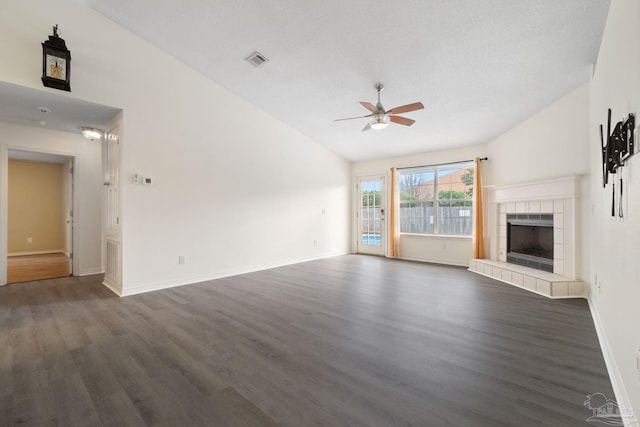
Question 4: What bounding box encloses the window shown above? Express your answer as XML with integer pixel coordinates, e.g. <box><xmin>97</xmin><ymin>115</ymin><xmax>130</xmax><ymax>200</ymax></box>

<box><xmin>399</xmin><ymin>163</ymin><xmax>474</xmax><ymax>236</ymax></box>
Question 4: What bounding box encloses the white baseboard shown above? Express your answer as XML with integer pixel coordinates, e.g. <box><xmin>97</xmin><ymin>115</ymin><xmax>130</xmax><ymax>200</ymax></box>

<box><xmin>587</xmin><ymin>298</ymin><xmax>637</xmax><ymax>426</ymax></box>
<box><xmin>102</xmin><ymin>278</ymin><xmax>122</xmax><ymax>296</ymax></box>
<box><xmin>120</xmin><ymin>252</ymin><xmax>350</xmax><ymax>297</ymax></box>
<box><xmin>398</xmin><ymin>254</ymin><xmax>469</xmax><ymax>268</ymax></box>
<box><xmin>78</xmin><ymin>268</ymin><xmax>103</xmax><ymax>276</ymax></box>
<box><xmin>8</xmin><ymin>249</ymin><xmax>64</xmax><ymax>256</ymax></box>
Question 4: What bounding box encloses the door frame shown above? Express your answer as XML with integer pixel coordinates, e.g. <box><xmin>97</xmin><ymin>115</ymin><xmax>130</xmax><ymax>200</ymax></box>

<box><xmin>101</xmin><ymin>114</ymin><xmax>123</xmax><ymax>294</ymax></box>
<box><xmin>356</xmin><ymin>174</ymin><xmax>386</xmax><ymax>256</ymax></box>
<box><xmin>63</xmin><ymin>158</ymin><xmax>75</xmax><ymax>274</ymax></box>
<box><xmin>0</xmin><ymin>145</ymin><xmax>79</xmax><ymax>285</ymax></box>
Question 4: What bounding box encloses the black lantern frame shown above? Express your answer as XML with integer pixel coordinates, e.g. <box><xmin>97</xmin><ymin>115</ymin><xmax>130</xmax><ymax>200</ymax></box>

<box><xmin>41</xmin><ymin>25</ymin><xmax>71</xmax><ymax>92</ymax></box>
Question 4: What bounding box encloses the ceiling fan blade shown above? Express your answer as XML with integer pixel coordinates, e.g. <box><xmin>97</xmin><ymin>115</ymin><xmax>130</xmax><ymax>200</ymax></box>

<box><xmin>389</xmin><ymin>115</ymin><xmax>416</xmax><ymax>126</ymax></box>
<box><xmin>360</xmin><ymin>102</ymin><xmax>378</xmax><ymax>113</ymax></box>
<box><xmin>362</xmin><ymin>123</ymin><xmax>371</xmax><ymax>132</ymax></box>
<box><xmin>386</xmin><ymin>102</ymin><xmax>424</xmax><ymax>115</ymax></box>
<box><xmin>334</xmin><ymin>114</ymin><xmax>373</xmax><ymax>122</ymax></box>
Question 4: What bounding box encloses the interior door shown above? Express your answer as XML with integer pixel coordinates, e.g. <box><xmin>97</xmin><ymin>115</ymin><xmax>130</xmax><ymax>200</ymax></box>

<box><xmin>357</xmin><ymin>175</ymin><xmax>385</xmax><ymax>256</ymax></box>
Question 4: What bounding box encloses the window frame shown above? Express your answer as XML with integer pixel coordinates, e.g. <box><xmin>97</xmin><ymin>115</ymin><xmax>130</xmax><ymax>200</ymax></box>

<box><xmin>398</xmin><ymin>162</ymin><xmax>474</xmax><ymax>237</ymax></box>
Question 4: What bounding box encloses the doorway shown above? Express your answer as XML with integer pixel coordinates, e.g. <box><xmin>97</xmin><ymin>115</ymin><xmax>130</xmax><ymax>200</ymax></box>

<box><xmin>357</xmin><ymin>175</ymin><xmax>386</xmax><ymax>256</ymax></box>
<box><xmin>0</xmin><ymin>81</ymin><xmax>122</xmax><ymax>289</ymax></box>
<box><xmin>6</xmin><ymin>151</ymin><xmax>74</xmax><ymax>283</ymax></box>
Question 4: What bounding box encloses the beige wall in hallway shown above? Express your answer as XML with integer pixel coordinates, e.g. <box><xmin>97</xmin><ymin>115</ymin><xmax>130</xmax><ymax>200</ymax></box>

<box><xmin>8</xmin><ymin>160</ymin><xmax>64</xmax><ymax>254</ymax></box>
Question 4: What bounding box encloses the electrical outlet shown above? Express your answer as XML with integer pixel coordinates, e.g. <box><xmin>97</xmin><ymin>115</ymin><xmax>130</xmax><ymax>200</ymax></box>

<box><xmin>636</xmin><ymin>349</ymin><xmax>640</xmax><ymax>381</ymax></box>
<box><xmin>178</xmin><ymin>255</ymin><xmax>185</xmax><ymax>264</ymax></box>
<box><xmin>313</xmin><ymin>240</ymin><xmax>318</xmax><ymax>247</ymax></box>
<box><xmin>27</xmin><ymin>237</ymin><xmax>32</xmax><ymax>244</ymax></box>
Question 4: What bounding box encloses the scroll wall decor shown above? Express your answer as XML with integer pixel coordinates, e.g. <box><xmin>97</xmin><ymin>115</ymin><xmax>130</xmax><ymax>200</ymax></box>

<box><xmin>600</xmin><ymin>109</ymin><xmax>635</xmax><ymax>218</ymax></box>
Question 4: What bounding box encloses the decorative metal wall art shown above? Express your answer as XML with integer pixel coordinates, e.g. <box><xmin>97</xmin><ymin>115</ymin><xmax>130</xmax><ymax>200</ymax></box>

<box><xmin>600</xmin><ymin>109</ymin><xmax>636</xmax><ymax>218</ymax></box>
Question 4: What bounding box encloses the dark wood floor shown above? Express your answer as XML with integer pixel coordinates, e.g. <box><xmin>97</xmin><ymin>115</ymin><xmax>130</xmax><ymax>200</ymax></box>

<box><xmin>0</xmin><ymin>255</ymin><xmax>613</xmax><ymax>426</ymax></box>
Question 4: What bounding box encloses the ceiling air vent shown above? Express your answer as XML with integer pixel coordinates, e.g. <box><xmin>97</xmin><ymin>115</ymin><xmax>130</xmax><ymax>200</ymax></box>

<box><xmin>245</xmin><ymin>51</ymin><xmax>268</xmax><ymax>67</ymax></box>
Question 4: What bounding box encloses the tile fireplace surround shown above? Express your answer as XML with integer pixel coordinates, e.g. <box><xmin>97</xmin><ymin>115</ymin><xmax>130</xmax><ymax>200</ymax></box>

<box><xmin>469</xmin><ymin>175</ymin><xmax>584</xmax><ymax>298</ymax></box>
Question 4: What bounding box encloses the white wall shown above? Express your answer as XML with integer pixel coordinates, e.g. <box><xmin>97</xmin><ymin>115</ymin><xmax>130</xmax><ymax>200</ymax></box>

<box><xmin>589</xmin><ymin>0</ymin><xmax>640</xmax><ymax>415</ymax></box>
<box><xmin>352</xmin><ymin>144</ymin><xmax>487</xmax><ymax>266</ymax></box>
<box><xmin>486</xmin><ymin>83</ymin><xmax>592</xmax><ymax>288</ymax></box>
<box><xmin>0</xmin><ymin>0</ymin><xmax>351</xmax><ymax>294</ymax></box>
<box><xmin>487</xmin><ymin>83</ymin><xmax>591</xmax><ymax>185</ymax></box>
<box><xmin>0</xmin><ymin>122</ymin><xmax>103</xmax><ymax>275</ymax></box>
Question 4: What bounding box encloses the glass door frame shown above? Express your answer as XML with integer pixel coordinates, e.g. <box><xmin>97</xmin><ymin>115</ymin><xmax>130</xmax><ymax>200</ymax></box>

<box><xmin>357</xmin><ymin>175</ymin><xmax>386</xmax><ymax>256</ymax></box>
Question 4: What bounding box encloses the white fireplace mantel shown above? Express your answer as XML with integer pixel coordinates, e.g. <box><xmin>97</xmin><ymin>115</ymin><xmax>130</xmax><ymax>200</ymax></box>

<box><xmin>485</xmin><ymin>175</ymin><xmax>580</xmax><ymax>204</ymax></box>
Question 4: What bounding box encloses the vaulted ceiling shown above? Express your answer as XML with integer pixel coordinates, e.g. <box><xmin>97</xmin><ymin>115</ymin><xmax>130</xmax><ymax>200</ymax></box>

<box><xmin>81</xmin><ymin>1</ymin><xmax>610</xmax><ymax>161</ymax></box>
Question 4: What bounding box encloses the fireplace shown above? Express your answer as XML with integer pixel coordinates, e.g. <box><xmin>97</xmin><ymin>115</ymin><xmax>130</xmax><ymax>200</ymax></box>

<box><xmin>506</xmin><ymin>214</ymin><xmax>554</xmax><ymax>272</ymax></box>
<box><xmin>469</xmin><ymin>176</ymin><xmax>582</xmax><ymax>298</ymax></box>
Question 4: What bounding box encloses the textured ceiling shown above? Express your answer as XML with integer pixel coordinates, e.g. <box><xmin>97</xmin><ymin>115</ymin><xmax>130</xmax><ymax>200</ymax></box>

<box><xmin>81</xmin><ymin>0</ymin><xmax>610</xmax><ymax>161</ymax></box>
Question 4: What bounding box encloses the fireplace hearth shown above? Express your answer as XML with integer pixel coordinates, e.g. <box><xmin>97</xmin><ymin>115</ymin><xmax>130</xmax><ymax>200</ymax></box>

<box><xmin>507</xmin><ymin>214</ymin><xmax>554</xmax><ymax>272</ymax></box>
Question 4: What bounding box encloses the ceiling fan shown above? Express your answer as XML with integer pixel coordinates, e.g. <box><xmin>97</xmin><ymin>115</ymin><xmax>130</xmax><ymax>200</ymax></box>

<box><xmin>334</xmin><ymin>83</ymin><xmax>424</xmax><ymax>131</ymax></box>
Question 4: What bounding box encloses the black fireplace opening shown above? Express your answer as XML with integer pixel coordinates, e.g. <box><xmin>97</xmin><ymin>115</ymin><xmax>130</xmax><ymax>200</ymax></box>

<box><xmin>506</xmin><ymin>214</ymin><xmax>554</xmax><ymax>272</ymax></box>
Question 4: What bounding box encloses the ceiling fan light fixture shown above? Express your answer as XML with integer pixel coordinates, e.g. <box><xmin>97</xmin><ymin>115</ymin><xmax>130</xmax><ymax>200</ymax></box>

<box><xmin>81</xmin><ymin>127</ymin><xmax>103</xmax><ymax>141</ymax></box>
<box><xmin>370</xmin><ymin>114</ymin><xmax>389</xmax><ymax>130</ymax></box>
<box><xmin>334</xmin><ymin>83</ymin><xmax>423</xmax><ymax>132</ymax></box>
